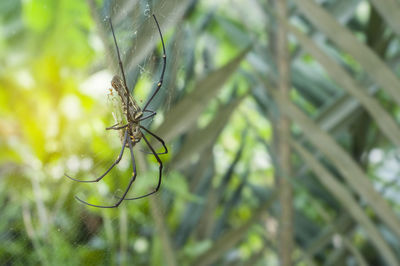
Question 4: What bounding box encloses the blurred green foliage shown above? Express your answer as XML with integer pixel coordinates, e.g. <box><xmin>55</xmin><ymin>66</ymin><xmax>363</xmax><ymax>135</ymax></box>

<box><xmin>1</xmin><ymin>0</ymin><xmax>400</xmax><ymax>265</ymax></box>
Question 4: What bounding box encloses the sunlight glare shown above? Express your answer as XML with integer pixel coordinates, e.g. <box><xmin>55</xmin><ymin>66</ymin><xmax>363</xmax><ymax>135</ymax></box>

<box><xmin>60</xmin><ymin>94</ymin><xmax>82</xmax><ymax>120</ymax></box>
<box><xmin>80</xmin><ymin>70</ymin><xmax>113</xmax><ymax>101</ymax></box>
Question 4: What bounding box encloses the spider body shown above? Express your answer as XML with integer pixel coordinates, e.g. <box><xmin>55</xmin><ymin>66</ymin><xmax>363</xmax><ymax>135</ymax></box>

<box><xmin>65</xmin><ymin>14</ymin><xmax>168</xmax><ymax>208</ymax></box>
<box><xmin>111</xmin><ymin>75</ymin><xmax>143</xmax><ymax>144</ymax></box>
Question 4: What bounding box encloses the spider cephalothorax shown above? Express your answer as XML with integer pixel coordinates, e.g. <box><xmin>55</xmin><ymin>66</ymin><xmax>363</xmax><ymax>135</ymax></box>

<box><xmin>65</xmin><ymin>14</ymin><xmax>168</xmax><ymax>208</ymax></box>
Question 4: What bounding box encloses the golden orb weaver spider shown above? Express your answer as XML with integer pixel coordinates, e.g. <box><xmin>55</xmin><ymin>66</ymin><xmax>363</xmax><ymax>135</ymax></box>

<box><xmin>65</xmin><ymin>14</ymin><xmax>167</xmax><ymax>208</ymax></box>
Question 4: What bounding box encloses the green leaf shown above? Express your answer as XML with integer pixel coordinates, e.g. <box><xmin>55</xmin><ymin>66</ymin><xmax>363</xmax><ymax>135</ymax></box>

<box><xmin>296</xmin><ymin>0</ymin><xmax>400</xmax><ymax>106</ymax></box>
<box><xmin>291</xmin><ymin>139</ymin><xmax>398</xmax><ymax>266</ymax></box>
<box><xmin>171</xmin><ymin>95</ymin><xmax>245</xmax><ymax>169</ymax></box>
<box><xmin>155</xmin><ymin>47</ymin><xmax>251</xmax><ymax>142</ymax></box>
<box><xmin>285</xmin><ymin>20</ymin><xmax>400</xmax><ymax>147</ymax></box>
<box><xmin>270</xmin><ymin>89</ymin><xmax>400</xmax><ymax>240</ymax></box>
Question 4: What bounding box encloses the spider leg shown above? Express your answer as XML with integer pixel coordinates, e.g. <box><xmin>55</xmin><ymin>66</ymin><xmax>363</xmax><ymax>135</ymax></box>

<box><xmin>65</xmin><ymin>130</ymin><xmax>128</xmax><ymax>183</ymax></box>
<box><xmin>74</xmin><ymin>134</ymin><xmax>138</xmax><ymax>208</ymax></box>
<box><xmin>139</xmin><ymin>110</ymin><xmax>157</xmax><ymax>121</ymax></box>
<box><xmin>109</xmin><ymin>18</ymin><xmax>129</xmax><ymax>97</ymax></box>
<box><xmin>143</xmin><ymin>110</ymin><xmax>156</xmax><ymax>114</ymax></box>
<box><xmin>139</xmin><ymin>126</ymin><xmax>168</xmax><ymax>155</ymax></box>
<box><xmin>106</xmin><ymin>124</ymin><xmax>128</xmax><ymax>130</ymax></box>
<box><xmin>123</xmin><ymin>134</ymin><xmax>162</xmax><ymax>200</ymax></box>
<box><xmin>106</xmin><ymin>122</ymin><xmax>120</xmax><ymax>129</ymax></box>
<box><xmin>109</xmin><ymin>17</ymin><xmax>132</xmax><ymax>130</ymax></box>
<box><xmin>142</xmin><ymin>15</ymin><xmax>166</xmax><ymax>112</ymax></box>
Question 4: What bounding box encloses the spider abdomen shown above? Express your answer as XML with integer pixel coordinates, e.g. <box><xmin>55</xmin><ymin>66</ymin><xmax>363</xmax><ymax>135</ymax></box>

<box><xmin>111</xmin><ymin>75</ymin><xmax>142</xmax><ymax>122</ymax></box>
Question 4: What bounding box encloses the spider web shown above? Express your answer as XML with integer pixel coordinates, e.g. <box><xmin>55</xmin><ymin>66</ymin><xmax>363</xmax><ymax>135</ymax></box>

<box><xmin>77</xmin><ymin>1</ymin><xmax>172</xmax><ymax>184</ymax></box>
<box><xmin>63</xmin><ymin>1</ymin><xmax>182</xmax><ymax>261</ymax></box>
<box><xmin>0</xmin><ymin>0</ymin><xmax>186</xmax><ymax>264</ymax></box>
<box><xmin>105</xmin><ymin>3</ymin><xmax>173</xmax><ymax>127</ymax></box>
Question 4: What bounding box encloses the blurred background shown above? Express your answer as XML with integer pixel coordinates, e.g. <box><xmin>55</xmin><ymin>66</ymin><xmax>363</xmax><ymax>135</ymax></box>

<box><xmin>1</xmin><ymin>0</ymin><xmax>400</xmax><ymax>265</ymax></box>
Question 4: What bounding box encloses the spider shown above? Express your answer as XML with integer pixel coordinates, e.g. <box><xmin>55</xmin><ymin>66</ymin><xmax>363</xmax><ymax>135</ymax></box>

<box><xmin>65</xmin><ymin>14</ymin><xmax>168</xmax><ymax>208</ymax></box>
